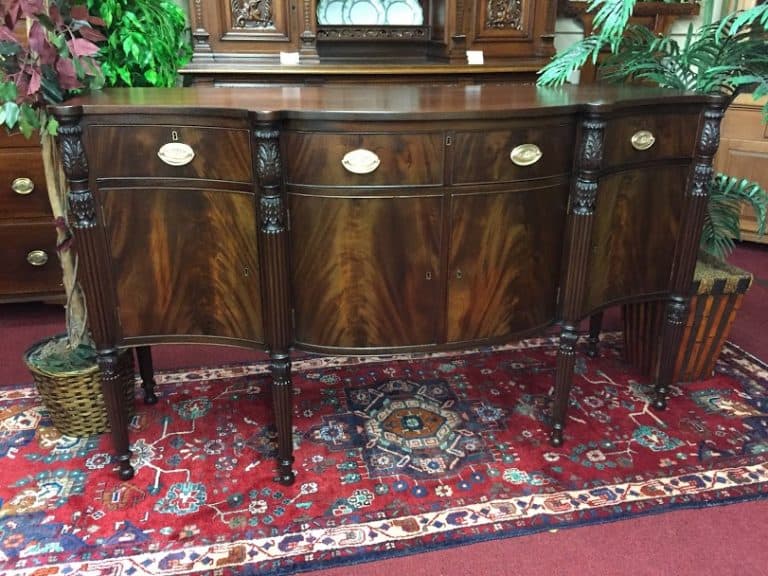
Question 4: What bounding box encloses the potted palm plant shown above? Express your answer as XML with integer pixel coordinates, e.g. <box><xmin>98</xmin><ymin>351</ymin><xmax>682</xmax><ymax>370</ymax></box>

<box><xmin>539</xmin><ymin>0</ymin><xmax>768</xmax><ymax>381</ymax></box>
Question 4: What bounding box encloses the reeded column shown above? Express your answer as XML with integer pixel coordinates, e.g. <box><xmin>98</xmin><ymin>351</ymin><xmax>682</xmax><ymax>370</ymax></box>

<box><xmin>57</xmin><ymin>112</ymin><xmax>134</xmax><ymax>480</ymax></box>
<box><xmin>551</xmin><ymin>113</ymin><xmax>606</xmax><ymax>446</ymax></box>
<box><xmin>654</xmin><ymin>103</ymin><xmax>726</xmax><ymax>409</ymax></box>
<box><xmin>253</xmin><ymin>124</ymin><xmax>296</xmax><ymax>486</ymax></box>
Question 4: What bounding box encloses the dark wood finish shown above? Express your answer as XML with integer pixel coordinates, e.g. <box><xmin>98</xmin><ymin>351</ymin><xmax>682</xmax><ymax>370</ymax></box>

<box><xmin>284</xmin><ymin>131</ymin><xmax>444</xmax><ymax>187</ymax></box>
<box><xmin>0</xmin><ymin>221</ymin><xmax>61</xmax><ymax>299</ymax></box>
<box><xmin>183</xmin><ymin>0</ymin><xmax>557</xmax><ymax>84</ymax></box>
<box><xmin>289</xmin><ymin>194</ymin><xmax>443</xmax><ymax>349</ymax></box>
<box><xmin>451</xmin><ymin>121</ymin><xmax>575</xmax><ymax>184</ymax></box>
<box><xmin>583</xmin><ymin>165</ymin><xmax>689</xmax><ymax>312</ymax></box>
<box><xmin>100</xmin><ymin>187</ymin><xmax>264</xmax><ymax>344</ymax></box>
<box><xmin>87</xmin><ymin>125</ymin><xmax>253</xmax><ymax>182</ymax></box>
<box><xmin>53</xmin><ymin>83</ymin><xmax>725</xmax><ymax>481</ymax></box>
<box><xmin>135</xmin><ymin>346</ymin><xmax>159</xmax><ymax>404</ymax></box>
<box><xmin>0</xmin><ymin>131</ymin><xmax>62</xmax><ymax>302</ymax></box>
<box><xmin>446</xmin><ymin>183</ymin><xmax>569</xmax><ymax>342</ymax></box>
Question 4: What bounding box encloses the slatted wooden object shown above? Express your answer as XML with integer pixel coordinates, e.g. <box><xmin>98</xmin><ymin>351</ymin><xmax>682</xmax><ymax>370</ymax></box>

<box><xmin>624</xmin><ymin>253</ymin><xmax>753</xmax><ymax>383</ymax></box>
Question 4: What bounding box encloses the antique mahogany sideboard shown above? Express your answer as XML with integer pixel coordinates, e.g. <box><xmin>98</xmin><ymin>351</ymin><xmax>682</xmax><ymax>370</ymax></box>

<box><xmin>53</xmin><ymin>84</ymin><xmax>724</xmax><ymax>483</ymax></box>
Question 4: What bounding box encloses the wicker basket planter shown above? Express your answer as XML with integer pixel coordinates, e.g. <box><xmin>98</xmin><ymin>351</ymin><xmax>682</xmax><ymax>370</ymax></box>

<box><xmin>24</xmin><ymin>335</ymin><xmax>136</xmax><ymax>436</ymax></box>
<box><xmin>623</xmin><ymin>252</ymin><xmax>753</xmax><ymax>383</ymax></box>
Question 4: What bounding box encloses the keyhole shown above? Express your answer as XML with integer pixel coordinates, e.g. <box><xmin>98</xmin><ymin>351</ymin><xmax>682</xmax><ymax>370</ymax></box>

<box><xmin>455</xmin><ymin>269</ymin><xmax>463</xmax><ymax>280</ymax></box>
<box><xmin>243</xmin><ymin>266</ymin><xmax>250</xmax><ymax>277</ymax></box>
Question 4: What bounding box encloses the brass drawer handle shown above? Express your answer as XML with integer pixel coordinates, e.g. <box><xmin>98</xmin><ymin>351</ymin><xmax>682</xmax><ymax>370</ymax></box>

<box><xmin>341</xmin><ymin>148</ymin><xmax>381</xmax><ymax>175</ymax></box>
<box><xmin>12</xmin><ymin>177</ymin><xmax>35</xmax><ymax>195</ymax></box>
<box><xmin>26</xmin><ymin>250</ymin><xmax>49</xmax><ymax>266</ymax></box>
<box><xmin>157</xmin><ymin>142</ymin><xmax>196</xmax><ymax>166</ymax></box>
<box><xmin>631</xmin><ymin>130</ymin><xmax>656</xmax><ymax>151</ymax></box>
<box><xmin>510</xmin><ymin>144</ymin><xmax>543</xmax><ymax>167</ymax></box>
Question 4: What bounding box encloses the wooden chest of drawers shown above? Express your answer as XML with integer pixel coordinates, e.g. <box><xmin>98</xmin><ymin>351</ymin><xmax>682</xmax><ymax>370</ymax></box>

<box><xmin>53</xmin><ymin>84</ymin><xmax>725</xmax><ymax>482</ymax></box>
<box><xmin>0</xmin><ymin>132</ymin><xmax>61</xmax><ymax>302</ymax></box>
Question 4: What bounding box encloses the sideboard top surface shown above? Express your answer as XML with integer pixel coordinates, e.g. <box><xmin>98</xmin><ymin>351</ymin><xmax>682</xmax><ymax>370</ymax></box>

<box><xmin>56</xmin><ymin>83</ymin><xmax>719</xmax><ymax>121</ymax></box>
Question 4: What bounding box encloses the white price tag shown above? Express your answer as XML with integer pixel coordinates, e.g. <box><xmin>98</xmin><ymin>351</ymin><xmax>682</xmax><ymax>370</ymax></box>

<box><xmin>279</xmin><ymin>52</ymin><xmax>300</xmax><ymax>65</ymax></box>
<box><xmin>467</xmin><ymin>50</ymin><xmax>484</xmax><ymax>65</ymax></box>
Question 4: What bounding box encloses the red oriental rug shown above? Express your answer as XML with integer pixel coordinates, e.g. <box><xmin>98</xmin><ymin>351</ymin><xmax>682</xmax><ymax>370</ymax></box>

<box><xmin>1</xmin><ymin>334</ymin><xmax>767</xmax><ymax>576</ymax></box>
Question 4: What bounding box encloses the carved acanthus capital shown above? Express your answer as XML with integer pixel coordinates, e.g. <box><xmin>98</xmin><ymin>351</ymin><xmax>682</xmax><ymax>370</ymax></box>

<box><xmin>58</xmin><ymin>124</ymin><xmax>88</xmax><ymax>181</ymax></box>
<box><xmin>580</xmin><ymin>119</ymin><xmax>606</xmax><ymax>172</ymax></box>
<box><xmin>253</xmin><ymin>128</ymin><xmax>282</xmax><ymax>188</ymax></box>
<box><xmin>699</xmin><ymin>108</ymin><xmax>724</xmax><ymax>157</ymax></box>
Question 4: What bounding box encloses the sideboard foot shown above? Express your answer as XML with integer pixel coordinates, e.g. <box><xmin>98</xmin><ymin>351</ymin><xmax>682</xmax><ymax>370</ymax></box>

<box><xmin>550</xmin><ymin>427</ymin><xmax>564</xmax><ymax>447</ymax></box>
<box><xmin>117</xmin><ymin>457</ymin><xmax>135</xmax><ymax>480</ymax></box>
<box><xmin>652</xmin><ymin>394</ymin><xmax>668</xmax><ymax>411</ymax></box>
<box><xmin>275</xmin><ymin>463</ymin><xmax>296</xmax><ymax>486</ymax></box>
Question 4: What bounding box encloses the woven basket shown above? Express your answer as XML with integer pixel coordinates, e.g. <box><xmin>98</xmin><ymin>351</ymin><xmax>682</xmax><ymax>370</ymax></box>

<box><xmin>24</xmin><ymin>336</ymin><xmax>136</xmax><ymax>436</ymax></box>
<box><xmin>623</xmin><ymin>252</ymin><xmax>753</xmax><ymax>383</ymax></box>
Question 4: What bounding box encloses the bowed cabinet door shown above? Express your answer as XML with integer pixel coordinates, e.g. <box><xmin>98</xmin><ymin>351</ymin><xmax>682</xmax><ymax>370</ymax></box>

<box><xmin>445</xmin><ymin>184</ymin><xmax>569</xmax><ymax>343</ymax></box>
<box><xmin>289</xmin><ymin>193</ymin><xmax>443</xmax><ymax>350</ymax></box>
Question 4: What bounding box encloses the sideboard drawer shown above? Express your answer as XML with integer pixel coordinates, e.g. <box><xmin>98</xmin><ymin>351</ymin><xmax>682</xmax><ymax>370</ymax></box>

<box><xmin>602</xmin><ymin>111</ymin><xmax>700</xmax><ymax>168</ymax></box>
<box><xmin>0</xmin><ymin>148</ymin><xmax>50</xmax><ymax>219</ymax></box>
<box><xmin>284</xmin><ymin>132</ymin><xmax>444</xmax><ymax>186</ymax></box>
<box><xmin>87</xmin><ymin>125</ymin><xmax>253</xmax><ymax>182</ymax></box>
<box><xmin>0</xmin><ymin>221</ymin><xmax>61</xmax><ymax>297</ymax></box>
<box><xmin>452</xmin><ymin>123</ymin><xmax>575</xmax><ymax>184</ymax></box>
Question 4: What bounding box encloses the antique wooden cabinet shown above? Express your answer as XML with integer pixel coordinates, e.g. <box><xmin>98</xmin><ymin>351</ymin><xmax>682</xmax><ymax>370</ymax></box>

<box><xmin>714</xmin><ymin>94</ymin><xmax>768</xmax><ymax>244</ymax></box>
<box><xmin>183</xmin><ymin>0</ymin><xmax>557</xmax><ymax>84</ymax></box>
<box><xmin>0</xmin><ymin>132</ymin><xmax>61</xmax><ymax>302</ymax></box>
<box><xmin>53</xmin><ymin>84</ymin><xmax>724</xmax><ymax>483</ymax></box>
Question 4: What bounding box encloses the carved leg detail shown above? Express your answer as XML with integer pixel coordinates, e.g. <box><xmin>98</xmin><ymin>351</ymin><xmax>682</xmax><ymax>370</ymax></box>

<box><xmin>551</xmin><ymin>326</ymin><xmax>579</xmax><ymax>447</ymax></box>
<box><xmin>98</xmin><ymin>349</ymin><xmax>134</xmax><ymax>480</ymax></box>
<box><xmin>654</xmin><ymin>296</ymin><xmax>688</xmax><ymax>411</ymax></box>
<box><xmin>270</xmin><ymin>352</ymin><xmax>296</xmax><ymax>486</ymax></box>
<box><xmin>587</xmin><ymin>311</ymin><xmax>604</xmax><ymax>358</ymax></box>
<box><xmin>135</xmin><ymin>346</ymin><xmax>158</xmax><ymax>405</ymax></box>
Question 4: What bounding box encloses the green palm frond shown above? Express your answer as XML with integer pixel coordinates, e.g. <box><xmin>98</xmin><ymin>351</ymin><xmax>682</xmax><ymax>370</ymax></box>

<box><xmin>536</xmin><ymin>36</ymin><xmax>607</xmax><ymax>87</ymax></box>
<box><xmin>701</xmin><ymin>174</ymin><xmax>768</xmax><ymax>259</ymax></box>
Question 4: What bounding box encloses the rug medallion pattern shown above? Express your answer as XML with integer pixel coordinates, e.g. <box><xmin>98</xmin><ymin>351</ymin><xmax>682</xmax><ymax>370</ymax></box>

<box><xmin>0</xmin><ymin>335</ymin><xmax>766</xmax><ymax>575</ymax></box>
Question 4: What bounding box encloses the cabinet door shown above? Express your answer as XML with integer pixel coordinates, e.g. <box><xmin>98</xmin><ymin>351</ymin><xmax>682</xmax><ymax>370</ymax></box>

<box><xmin>446</xmin><ymin>184</ymin><xmax>568</xmax><ymax>343</ymax></box>
<box><xmin>583</xmin><ymin>165</ymin><xmax>689</xmax><ymax>313</ymax></box>
<box><xmin>100</xmin><ymin>187</ymin><xmax>264</xmax><ymax>344</ymax></box>
<box><xmin>716</xmin><ymin>138</ymin><xmax>768</xmax><ymax>243</ymax></box>
<box><xmin>289</xmin><ymin>194</ymin><xmax>442</xmax><ymax>349</ymax></box>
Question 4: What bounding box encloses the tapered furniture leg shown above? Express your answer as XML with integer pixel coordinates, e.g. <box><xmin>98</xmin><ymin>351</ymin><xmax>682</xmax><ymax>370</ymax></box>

<box><xmin>98</xmin><ymin>349</ymin><xmax>134</xmax><ymax>480</ymax></box>
<box><xmin>587</xmin><ymin>311</ymin><xmax>604</xmax><ymax>358</ymax></box>
<box><xmin>654</xmin><ymin>296</ymin><xmax>688</xmax><ymax>410</ymax></box>
<box><xmin>551</xmin><ymin>326</ymin><xmax>579</xmax><ymax>446</ymax></box>
<box><xmin>270</xmin><ymin>352</ymin><xmax>295</xmax><ymax>485</ymax></box>
<box><xmin>135</xmin><ymin>346</ymin><xmax>158</xmax><ymax>405</ymax></box>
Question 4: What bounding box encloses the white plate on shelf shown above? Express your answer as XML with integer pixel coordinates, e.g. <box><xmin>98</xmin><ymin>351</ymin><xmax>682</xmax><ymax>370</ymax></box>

<box><xmin>384</xmin><ymin>0</ymin><xmax>423</xmax><ymax>25</ymax></box>
<box><xmin>342</xmin><ymin>0</ymin><xmax>386</xmax><ymax>25</ymax></box>
<box><xmin>317</xmin><ymin>0</ymin><xmax>345</xmax><ymax>25</ymax></box>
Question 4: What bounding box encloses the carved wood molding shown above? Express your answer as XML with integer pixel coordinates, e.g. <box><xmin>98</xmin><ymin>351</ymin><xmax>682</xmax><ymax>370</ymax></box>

<box><xmin>317</xmin><ymin>26</ymin><xmax>429</xmax><ymax>41</ymax></box>
<box><xmin>486</xmin><ymin>0</ymin><xmax>523</xmax><ymax>30</ymax></box>
<box><xmin>232</xmin><ymin>0</ymin><xmax>275</xmax><ymax>29</ymax></box>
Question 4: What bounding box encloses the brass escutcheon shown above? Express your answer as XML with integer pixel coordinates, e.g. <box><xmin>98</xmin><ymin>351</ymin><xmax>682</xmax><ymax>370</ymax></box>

<box><xmin>12</xmin><ymin>177</ymin><xmax>34</xmax><ymax>195</ymax></box>
<box><xmin>631</xmin><ymin>130</ymin><xmax>656</xmax><ymax>151</ymax></box>
<box><xmin>26</xmin><ymin>250</ymin><xmax>48</xmax><ymax>266</ymax></box>
<box><xmin>510</xmin><ymin>143</ymin><xmax>543</xmax><ymax>166</ymax></box>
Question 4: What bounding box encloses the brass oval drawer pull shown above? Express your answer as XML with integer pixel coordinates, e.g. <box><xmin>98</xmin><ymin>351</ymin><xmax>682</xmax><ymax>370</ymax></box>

<box><xmin>510</xmin><ymin>143</ymin><xmax>543</xmax><ymax>167</ymax></box>
<box><xmin>341</xmin><ymin>148</ymin><xmax>381</xmax><ymax>175</ymax></box>
<box><xmin>157</xmin><ymin>142</ymin><xmax>196</xmax><ymax>166</ymax></box>
<box><xmin>12</xmin><ymin>177</ymin><xmax>35</xmax><ymax>195</ymax></box>
<box><xmin>631</xmin><ymin>130</ymin><xmax>656</xmax><ymax>151</ymax></box>
<box><xmin>26</xmin><ymin>250</ymin><xmax>49</xmax><ymax>266</ymax></box>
